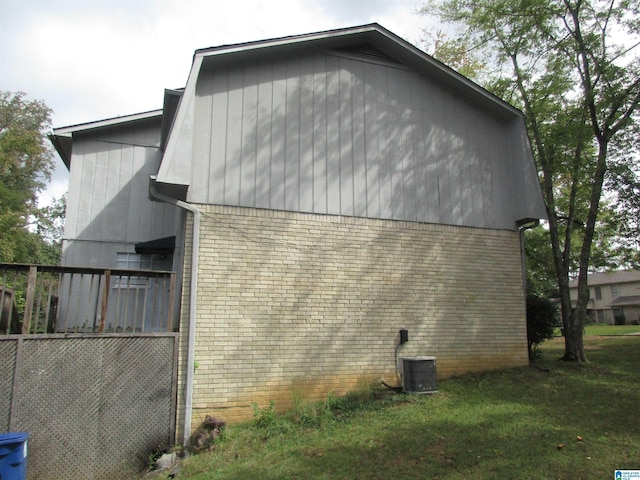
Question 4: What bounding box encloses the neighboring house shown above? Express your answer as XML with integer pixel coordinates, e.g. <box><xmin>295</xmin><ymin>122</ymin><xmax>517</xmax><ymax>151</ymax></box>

<box><xmin>569</xmin><ymin>271</ymin><xmax>640</xmax><ymax>324</ymax></box>
<box><xmin>50</xmin><ymin>24</ymin><xmax>546</xmax><ymax>443</ymax></box>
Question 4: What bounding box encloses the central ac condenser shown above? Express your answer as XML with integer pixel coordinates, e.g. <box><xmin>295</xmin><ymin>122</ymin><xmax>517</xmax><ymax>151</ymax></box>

<box><xmin>401</xmin><ymin>356</ymin><xmax>438</xmax><ymax>394</ymax></box>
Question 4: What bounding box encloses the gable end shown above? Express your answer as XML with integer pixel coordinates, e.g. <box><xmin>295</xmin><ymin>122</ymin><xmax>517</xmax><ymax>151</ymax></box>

<box><xmin>329</xmin><ymin>44</ymin><xmax>402</xmax><ymax>66</ymax></box>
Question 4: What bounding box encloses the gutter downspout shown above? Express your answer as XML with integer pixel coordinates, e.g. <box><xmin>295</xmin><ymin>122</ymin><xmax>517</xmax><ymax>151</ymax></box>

<box><xmin>149</xmin><ymin>176</ymin><xmax>200</xmax><ymax>446</ymax></box>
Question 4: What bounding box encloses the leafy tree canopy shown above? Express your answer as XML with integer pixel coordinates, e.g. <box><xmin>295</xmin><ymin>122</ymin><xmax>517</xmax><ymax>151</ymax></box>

<box><xmin>0</xmin><ymin>91</ymin><xmax>62</xmax><ymax>264</ymax></box>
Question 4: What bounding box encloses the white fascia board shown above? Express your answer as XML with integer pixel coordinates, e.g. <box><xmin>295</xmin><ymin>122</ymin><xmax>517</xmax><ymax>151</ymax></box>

<box><xmin>53</xmin><ymin>109</ymin><xmax>163</xmax><ymax>136</ymax></box>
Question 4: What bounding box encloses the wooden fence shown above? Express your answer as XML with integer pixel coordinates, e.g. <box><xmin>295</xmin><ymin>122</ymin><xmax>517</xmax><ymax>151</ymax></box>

<box><xmin>0</xmin><ymin>263</ymin><xmax>177</xmax><ymax>334</ymax></box>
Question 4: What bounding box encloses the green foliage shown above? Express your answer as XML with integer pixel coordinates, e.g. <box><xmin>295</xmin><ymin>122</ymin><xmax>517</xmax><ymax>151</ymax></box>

<box><xmin>0</xmin><ymin>91</ymin><xmax>62</xmax><ymax>264</ymax></box>
<box><xmin>248</xmin><ymin>385</ymin><xmax>408</xmax><ymax>440</ymax></box>
<box><xmin>421</xmin><ymin>30</ymin><xmax>486</xmax><ymax>79</ymax></box>
<box><xmin>524</xmin><ymin>226</ymin><xmax>557</xmax><ymax>296</ymax></box>
<box><xmin>526</xmin><ymin>294</ymin><xmax>559</xmax><ymax>359</ymax></box>
<box><xmin>251</xmin><ymin>401</ymin><xmax>286</xmax><ymax>439</ymax></box>
<box><xmin>251</xmin><ymin>401</ymin><xmax>277</xmax><ymax>428</ymax></box>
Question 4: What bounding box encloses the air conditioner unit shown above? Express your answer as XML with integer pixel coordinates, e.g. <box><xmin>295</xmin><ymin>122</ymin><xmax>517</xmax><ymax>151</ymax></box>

<box><xmin>401</xmin><ymin>356</ymin><xmax>438</xmax><ymax>394</ymax></box>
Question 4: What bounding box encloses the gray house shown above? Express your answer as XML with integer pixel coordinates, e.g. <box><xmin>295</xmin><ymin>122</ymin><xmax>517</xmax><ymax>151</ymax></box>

<box><xmin>51</xmin><ymin>24</ymin><xmax>546</xmax><ymax>443</ymax></box>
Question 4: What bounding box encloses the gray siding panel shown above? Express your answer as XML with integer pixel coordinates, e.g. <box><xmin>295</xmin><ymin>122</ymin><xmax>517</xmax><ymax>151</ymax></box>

<box><xmin>226</xmin><ymin>68</ymin><xmax>244</xmax><ymax>206</ymax></box>
<box><xmin>63</xmin><ymin>118</ymin><xmax>181</xmax><ymax>268</ymax></box>
<box><xmin>285</xmin><ymin>58</ymin><xmax>301</xmax><ymax>212</ymax></box>
<box><xmin>299</xmin><ymin>56</ymin><xmax>315</xmax><ymax>213</ymax></box>
<box><xmin>210</xmin><ymin>69</ymin><xmax>229</xmax><ymax>205</ymax></box>
<box><xmin>326</xmin><ymin>55</ymin><xmax>341</xmax><ymax>215</ymax></box>
<box><xmin>193</xmin><ymin>66</ymin><xmax>214</xmax><ymax>204</ymax></box>
<box><xmin>271</xmin><ymin>62</ymin><xmax>287</xmax><ymax>211</ymax></box>
<box><xmin>241</xmin><ymin>64</ymin><xmax>258</xmax><ymax>208</ymax></box>
<box><xmin>187</xmin><ymin>51</ymin><xmax>533</xmax><ymax>229</ymax></box>
<box><xmin>312</xmin><ymin>55</ymin><xmax>328</xmax><ymax>214</ymax></box>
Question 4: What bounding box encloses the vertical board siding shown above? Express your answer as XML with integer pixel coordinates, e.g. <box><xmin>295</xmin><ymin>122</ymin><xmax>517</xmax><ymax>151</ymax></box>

<box><xmin>191</xmin><ymin>51</ymin><xmax>519</xmax><ymax>229</ymax></box>
<box><xmin>256</xmin><ymin>64</ymin><xmax>274</xmax><ymax>209</ymax></box>
<box><xmin>241</xmin><ymin>64</ymin><xmax>259</xmax><ymax>208</ymax></box>
<box><xmin>63</xmin><ymin>119</ymin><xmax>180</xmax><ymax>267</ymax></box>
<box><xmin>312</xmin><ymin>55</ymin><xmax>328</xmax><ymax>214</ymax></box>
<box><xmin>285</xmin><ymin>58</ymin><xmax>301</xmax><ymax>212</ymax></box>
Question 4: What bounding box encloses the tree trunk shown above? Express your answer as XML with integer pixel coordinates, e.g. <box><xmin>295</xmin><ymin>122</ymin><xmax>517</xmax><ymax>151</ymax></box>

<box><xmin>562</xmin><ymin>304</ymin><xmax>587</xmax><ymax>362</ymax></box>
<box><xmin>555</xmin><ymin>266</ymin><xmax>585</xmax><ymax>361</ymax></box>
<box><xmin>562</xmin><ymin>141</ymin><xmax>608</xmax><ymax>362</ymax></box>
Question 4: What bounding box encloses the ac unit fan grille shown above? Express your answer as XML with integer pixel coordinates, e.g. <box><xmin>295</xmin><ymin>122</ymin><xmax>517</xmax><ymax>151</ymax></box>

<box><xmin>402</xmin><ymin>356</ymin><xmax>438</xmax><ymax>394</ymax></box>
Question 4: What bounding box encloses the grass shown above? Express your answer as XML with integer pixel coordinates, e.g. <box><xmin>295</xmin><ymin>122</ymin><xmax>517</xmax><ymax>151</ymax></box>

<box><xmin>157</xmin><ymin>337</ymin><xmax>640</xmax><ymax>480</ymax></box>
<box><xmin>584</xmin><ymin>324</ymin><xmax>640</xmax><ymax>336</ymax></box>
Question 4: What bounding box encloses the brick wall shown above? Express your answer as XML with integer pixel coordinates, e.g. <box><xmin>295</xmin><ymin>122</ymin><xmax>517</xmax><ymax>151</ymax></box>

<box><xmin>177</xmin><ymin>205</ymin><xmax>528</xmax><ymax>430</ymax></box>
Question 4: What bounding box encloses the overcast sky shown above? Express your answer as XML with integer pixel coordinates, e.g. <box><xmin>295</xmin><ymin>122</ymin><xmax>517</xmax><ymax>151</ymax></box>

<box><xmin>0</xmin><ymin>0</ymin><xmax>437</xmax><ymax>206</ymax></box>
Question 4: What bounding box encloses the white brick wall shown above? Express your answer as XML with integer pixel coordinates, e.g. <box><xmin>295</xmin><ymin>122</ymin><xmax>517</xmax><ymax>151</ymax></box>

<box><xmin>176</xmin><ymin>205</ymin><xmax>528</xmax><ymax>432</ymax></box>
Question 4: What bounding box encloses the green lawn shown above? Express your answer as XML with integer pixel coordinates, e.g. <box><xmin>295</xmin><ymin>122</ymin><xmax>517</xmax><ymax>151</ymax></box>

<box><xmin>158</xmin><ymin>337</ymin><xmax>640</xmax><ymax>480</ymax></box>
<box><xmin>584</xmin><ymin>324</ymin><xmax>640</xmax><ymax>336</ymax></box>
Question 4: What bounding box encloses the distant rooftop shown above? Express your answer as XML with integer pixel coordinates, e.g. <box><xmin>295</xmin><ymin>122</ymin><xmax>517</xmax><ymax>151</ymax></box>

<box><xmin>569</xmin><ymin>270</ymin><xmax>640</xmax><ymax>288</ymax></box>
<box><xmin>608</xmin><ymin>295</ymin><xmax>640</xmax><ymax>307</ymax></box>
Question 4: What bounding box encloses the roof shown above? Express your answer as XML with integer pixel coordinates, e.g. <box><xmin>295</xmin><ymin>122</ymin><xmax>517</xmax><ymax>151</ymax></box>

<box><xmin>50</xmin><ymin>110</ymin><xmax>163</xmax><ymax>169</ymax></box>
<box><xmin>569</xmin><ymin>270</ymin><xmax>640</xmax><ymax>288</ymax></box>
<box><xmin>608</xmin><ymin>295</ymin><xmax>640</xmax><ymax>307</ymax></box>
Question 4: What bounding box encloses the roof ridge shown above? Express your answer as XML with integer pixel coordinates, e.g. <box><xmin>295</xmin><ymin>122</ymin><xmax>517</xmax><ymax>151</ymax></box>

<box><xmin>194</xmin><ymin>23</ymin><xmax>383</xmax><ymax>56</ymax></box>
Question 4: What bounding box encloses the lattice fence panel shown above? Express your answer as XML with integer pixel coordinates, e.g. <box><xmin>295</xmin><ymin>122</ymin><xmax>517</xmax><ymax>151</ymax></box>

<box><xmin>0</xmin><ymin>340</ymin><xmax>17</xmax><ymax>431</ymax></box>
<box><xmin>2</xmin><ymin>334</ymin><xmax>177</xmax><ymax>480</ymax></box>
<box><xmin>96</xmin><ymin>337</ymin><xmax>177</xmax><ymax>473</ymax></box>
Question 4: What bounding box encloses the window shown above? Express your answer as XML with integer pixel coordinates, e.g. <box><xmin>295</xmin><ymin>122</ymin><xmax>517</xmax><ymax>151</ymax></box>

<box><xmin>611</xmin><ymin>284</ymin><xmax>619</xmax><ymax>299</ymax></box>
<box><xmin>117</xmin><ymin>252</ymin><xmax>151</xmax><ymax>270</ymax></box>
<box><xmin>115</xmin><ymin>253</ymin><xmax>173</xmax><ymax>287</ymax></box>
<box><xmin>596</xmin><ymin>310</ymin><xmax>605</xmax><ymax>323</ymax></box>
<box><xmin>594</xmin><ymin>286</ymin><xmax>602</xmax><ymax>300</ymax></box>
<box><xmin>116</xmin><ymin>252</ymin><xmax>173</xmax><ymax>271</ymax></box>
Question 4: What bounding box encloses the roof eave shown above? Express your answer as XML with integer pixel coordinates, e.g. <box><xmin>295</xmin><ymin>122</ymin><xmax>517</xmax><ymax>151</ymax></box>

<box><xmin>48</xmin><ymin>133</ymin><xmax>73</xmax><ymax>170</ymax></box>
<box><xmin>50</xmin><ymin>109</ymin><xmax>163</xmax><ymax>169</ymax></box>
<box><xmin>53</xmin><ymin>109</ymin><xmax>163</xmax><ymax>136</ymax></box>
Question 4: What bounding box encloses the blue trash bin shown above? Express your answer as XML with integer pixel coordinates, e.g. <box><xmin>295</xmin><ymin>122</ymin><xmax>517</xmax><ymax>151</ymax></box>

<box><xmin>0</xmin><ymin>432</ymin><xmax>29</xmax><ymax>480</ymax></box>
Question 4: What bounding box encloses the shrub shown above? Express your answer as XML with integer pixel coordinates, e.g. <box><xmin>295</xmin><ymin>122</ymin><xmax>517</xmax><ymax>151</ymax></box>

<box><xmin>526</xmin><ymin>294</ymin><xmax>558</xmax><ymax>360</ymax></box>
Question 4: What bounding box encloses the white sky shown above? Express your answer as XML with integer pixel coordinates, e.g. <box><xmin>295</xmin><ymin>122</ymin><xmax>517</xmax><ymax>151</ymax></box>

<box><xmin>0</xmin><ymin>0</ymin><xmax>436</xmax><ymax>206</ymax></box>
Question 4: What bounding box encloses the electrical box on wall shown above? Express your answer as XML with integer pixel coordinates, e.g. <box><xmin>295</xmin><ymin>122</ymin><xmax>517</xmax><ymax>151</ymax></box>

<box><xmin>399</xmin><ymin>329</ymin><xmax>408</xmax><ymax>344</ymax></box>
<box><xmin>401</xmin><ymin>356</ymin><xmax>438</xmax><ymax>394</ymax></box>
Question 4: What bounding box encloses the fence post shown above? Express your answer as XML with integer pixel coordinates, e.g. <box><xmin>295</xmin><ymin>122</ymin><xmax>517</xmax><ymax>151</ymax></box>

<box><xmin>99</xmin><ymin>270</ymin><xmax>111</xmax><ymax>333</ymax></box>
<box><xmin>22</xmin><ymin>266</ymin><xmax>37</xmax><ymax>334</ymax></box>
<box><xmin>167</xmin><ymin>273</ymin><xmax>176</xmax><ymax>332</ymax></box>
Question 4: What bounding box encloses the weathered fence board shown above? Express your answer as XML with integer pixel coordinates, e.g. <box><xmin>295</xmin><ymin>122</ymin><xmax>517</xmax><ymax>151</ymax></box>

<box><xmin>0</xmin><ymin>264</ymin><xmax>176</xmax><ymax>335</ymax></box>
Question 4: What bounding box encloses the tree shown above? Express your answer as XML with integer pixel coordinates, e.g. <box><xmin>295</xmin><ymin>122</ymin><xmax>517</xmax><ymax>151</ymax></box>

<box><xmin>420</xmin><ymin>0</ymin><xmax>640</xmax><ymax>362</ymax></box>
<box><xmin>33</xmin><ymin>194</ymin><xmax>67</xmax><ymax>265</ymax></box>
<box><xmin>526</xmin><ymin>294</ymin><xmax>559</xmax><ymax>361</ymax></box>
<box><xmin>0</xmin><ymin>91</ymin><xmax>57</xmax><ymax>263</ymax></box>
<box><xmin>524</xmin><ymin>226</ymin><xmax>558</xmax><ymax>298</ymax></box>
